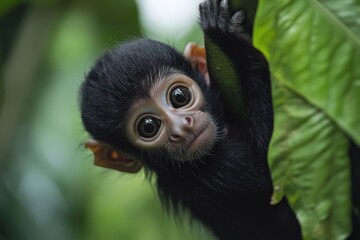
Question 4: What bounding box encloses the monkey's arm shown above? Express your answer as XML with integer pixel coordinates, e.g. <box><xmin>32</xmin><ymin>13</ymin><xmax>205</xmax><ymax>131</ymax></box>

<box><xmin>200</xmin><ymin>0</ymin><xmax>273</xmax><ymax>152</ymax></box>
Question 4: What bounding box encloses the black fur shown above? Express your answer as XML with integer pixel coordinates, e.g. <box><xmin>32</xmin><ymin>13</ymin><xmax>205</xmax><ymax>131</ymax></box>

<box><xmin>80</xmin><ymin>0</ymin><xmax>302</xmax><ymax>239</ymax></box>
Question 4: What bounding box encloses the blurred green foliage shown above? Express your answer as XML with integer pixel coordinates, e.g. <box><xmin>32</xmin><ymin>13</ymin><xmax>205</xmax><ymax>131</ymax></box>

<box><xmin>0</xmin><ymin>1</ymin><xmax>212</xmax><ymax>239</ymax></box>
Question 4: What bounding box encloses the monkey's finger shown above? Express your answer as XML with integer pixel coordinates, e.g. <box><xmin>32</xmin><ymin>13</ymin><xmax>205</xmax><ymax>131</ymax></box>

<box><xmin>199</xmin><ymin>2</ymin><xmax>209</xmax><ymax>30</ymax></box>
<box><xmin>228</xmin><ymin>11</ymin><xmax>246</xmax><ymax>34</ymax></box>
<box><xmin>200</xmin><ymin>1</ymin><xmax>212</xmax><ymax>28</ymax></box>
<box><xmin>210</xmin><ymin>0</ymin><xmax>221</xmax><ymax>19</ymax></box>
<box><xmin>218</xmin><ymin>0</ymin><xmax>229</xmax><ymax>33</ymax></box>
<box><xmin>207</xmin><ymin>0</ymin><xmax>217</xmax><ymax>28</ymax></box>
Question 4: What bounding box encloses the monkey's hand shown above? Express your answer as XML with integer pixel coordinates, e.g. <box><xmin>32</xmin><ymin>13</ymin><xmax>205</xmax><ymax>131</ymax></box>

<box><xmin>199</xmin><ymin>0</ymin><xmax>251</xmax><ymax>43</ymax></box>
<box><xmin>199</xmin><ymin>0</ymin><xmax>273</xmax><ymax>152</ymax></box>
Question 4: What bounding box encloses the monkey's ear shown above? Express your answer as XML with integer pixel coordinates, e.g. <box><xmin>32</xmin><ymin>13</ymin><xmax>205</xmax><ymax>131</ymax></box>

<box><xmin>85</xmin><ymin>139</ymin><xmax>142</xmax><ymax>173</ymax></box>
<box><xmin>184</xmin><ymin>42</ymin><xmax>210</xmax><ymax>86</ymax></box>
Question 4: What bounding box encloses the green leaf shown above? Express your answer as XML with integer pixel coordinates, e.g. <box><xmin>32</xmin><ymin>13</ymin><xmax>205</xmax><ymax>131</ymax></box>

<box><xmin>254</xmin><ymin>0</ymin><xmax>359</xmax><ymax>239</ymax></box>
<box><xmin>269</xmin><ymin>80</ymin><xmax>352</xmax><ymax>239</ymax></box>
<box><xmin>205</xmin><ymin>39</ymin><xmax>246</xmax><ymax>119</ymax></box>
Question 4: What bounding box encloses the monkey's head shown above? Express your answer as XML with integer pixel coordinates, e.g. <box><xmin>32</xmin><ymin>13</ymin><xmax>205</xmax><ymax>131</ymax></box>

<box><xmin>80</xmin><ymin>39</ymin><xmax>223</xmax><ymax>173</ymax></box>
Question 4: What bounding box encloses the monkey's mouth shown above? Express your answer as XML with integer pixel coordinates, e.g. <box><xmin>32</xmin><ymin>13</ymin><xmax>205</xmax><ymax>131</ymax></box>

<box><xmin>184</xmin><ymin>122</ymin><xmax>214</xmax><ymax>155</ymax></box>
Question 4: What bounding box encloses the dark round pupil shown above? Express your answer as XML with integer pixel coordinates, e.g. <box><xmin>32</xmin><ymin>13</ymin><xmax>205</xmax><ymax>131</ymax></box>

<box><xmin>138</xmin><ymin>117</ymin><xmax>160</xmax><ymax>138</ymax></box>
<box><xmin>143</xmin><ymin>119</ymin><xmax>155</xmax><ymax>133</ymax></box>
<box><xmin>171</xmin><ymin>87</ymin><xmax>191</xmax><ymax>108</ymax></box>
<box><xmin>174</xmin><ymin>89</ymin><xmax>186</xmax><ymax>102</ymax></box>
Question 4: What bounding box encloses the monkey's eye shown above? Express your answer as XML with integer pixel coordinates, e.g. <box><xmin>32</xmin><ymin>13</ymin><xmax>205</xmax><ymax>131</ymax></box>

<box><xmin>137</xmin><ymin>116</ymin><xmax>161</xmax><ymax>138</ymax></box>
<box><xmin>170</xmin><ymin>86</ymin><xmax>192</xmax><ymax>108</ymax></box>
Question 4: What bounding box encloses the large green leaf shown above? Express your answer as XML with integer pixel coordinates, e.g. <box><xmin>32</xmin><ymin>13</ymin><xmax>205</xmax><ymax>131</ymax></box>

<box><xmin>269</xmin><ymin>80</ymin><xmax>351</xmax><ymax>239</ymax></box>
<box><xmin>254</xmin><ymin>0</ymin><xmax>360</xmax><ymax>239</ymax></box>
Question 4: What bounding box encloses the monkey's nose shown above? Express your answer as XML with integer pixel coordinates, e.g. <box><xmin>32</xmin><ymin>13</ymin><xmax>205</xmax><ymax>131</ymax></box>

<box><xmin>170</xmin><ymin>133</ymin><xmax>182</xmax><ymax>142</ymax></box>
<box><xmin>170</xmin><ymin>116</ymin><xmax>193</xmax><ymax>142</ymax></box>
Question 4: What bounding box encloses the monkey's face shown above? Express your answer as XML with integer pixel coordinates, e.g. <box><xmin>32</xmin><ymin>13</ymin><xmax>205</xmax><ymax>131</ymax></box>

<box><xmin>126</xmin><ymin>73</ymin><xmax>217</xmax><ymax>161</ymax></box>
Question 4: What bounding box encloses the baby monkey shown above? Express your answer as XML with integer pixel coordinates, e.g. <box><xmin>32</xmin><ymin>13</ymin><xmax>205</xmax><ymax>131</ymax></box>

<box><xmin>80</xmin><ymin>0</ymin><xmax>302</xmax><ymax>239</ymax></box>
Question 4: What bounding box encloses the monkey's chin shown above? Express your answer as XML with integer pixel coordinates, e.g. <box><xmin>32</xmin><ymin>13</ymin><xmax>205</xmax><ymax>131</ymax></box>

<box><xmin>183</xmin><ymin>123</ymin><xmax>216</xmax><ymax>161</ymax></box>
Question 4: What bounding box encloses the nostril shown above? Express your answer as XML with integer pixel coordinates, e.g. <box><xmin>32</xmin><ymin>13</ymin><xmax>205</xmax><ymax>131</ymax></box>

<box><xmin>171</xmin><ymin>134</ymin><xmax>181</xmax><ymax>142</ymax></box>
<box><xmin>185</xmin><ymin>116</ymin><xmax>192</xmax><ymax>125</ymax></box>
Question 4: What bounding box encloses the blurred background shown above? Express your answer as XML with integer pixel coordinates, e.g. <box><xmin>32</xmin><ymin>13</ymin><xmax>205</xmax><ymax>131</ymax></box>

<box><xmin>0</xmin><ymin>0</ymin><xmax>214</xmax><ymax>239</ymax></box>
